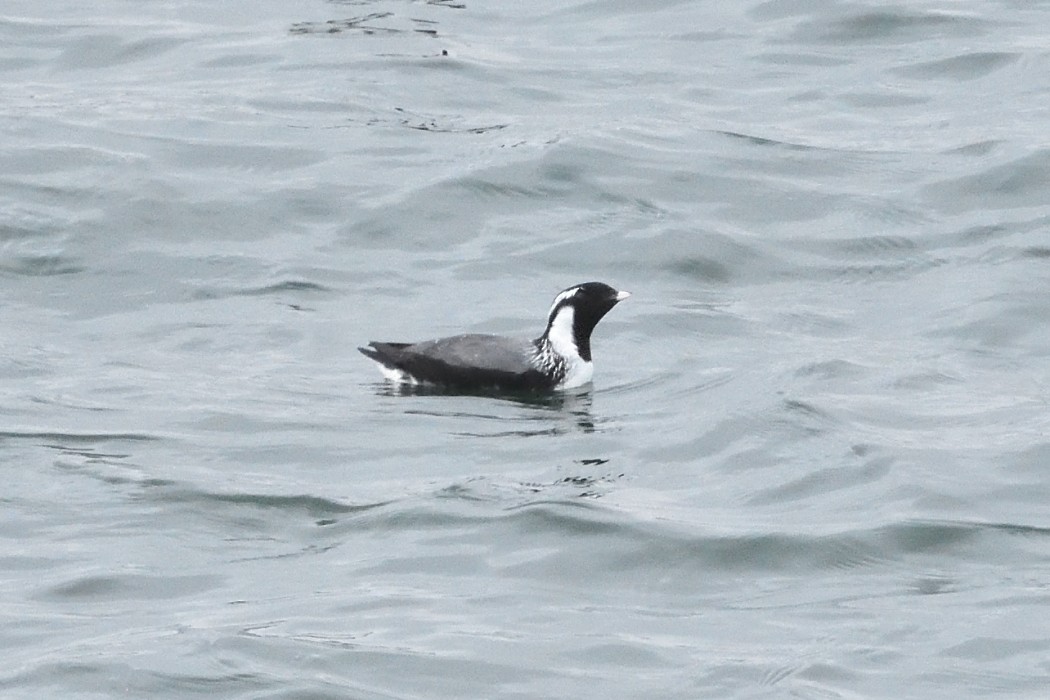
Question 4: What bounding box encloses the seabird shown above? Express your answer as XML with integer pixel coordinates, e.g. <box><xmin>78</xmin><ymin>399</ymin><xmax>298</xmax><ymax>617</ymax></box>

<box><xmin>359</xmin><ymin>282</ymin><xmax>630</xmax><ymax>391</ymax></box>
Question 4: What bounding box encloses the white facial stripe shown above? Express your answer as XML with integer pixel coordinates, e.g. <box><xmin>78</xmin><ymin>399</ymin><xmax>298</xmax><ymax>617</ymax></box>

<box><xmin>547</xmin><ymin>286</ymin><xmax>581</xmax><ymax>319</ymax></box>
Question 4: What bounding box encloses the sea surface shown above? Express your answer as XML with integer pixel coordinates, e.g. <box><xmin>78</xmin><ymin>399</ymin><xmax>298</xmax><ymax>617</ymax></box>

<box><xmin>3</xmin><ymin>0</ymin><xmax>1050</xmax><ymax>697</ymax></box>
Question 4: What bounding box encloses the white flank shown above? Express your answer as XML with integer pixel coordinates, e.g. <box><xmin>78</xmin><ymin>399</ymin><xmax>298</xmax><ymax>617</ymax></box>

<box><xmin>558</xmin><ymin>360</ymin><xmax>594</xmax><ymax>389</ymax></box>
<box><xmin>546</xmin><ymin>305</ymin><xmax>593</xmax><ymax>389</ymax></box>
<box><xmin>376</xmin><ymin>364</ymin><xmax>420</xmax><ymax>385</ymax></box>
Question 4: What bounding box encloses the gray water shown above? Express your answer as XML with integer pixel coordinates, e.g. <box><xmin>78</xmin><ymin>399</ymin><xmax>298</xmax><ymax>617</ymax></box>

<box><xmin>3</xmin><ymin>0</ymin><xmax>1050</xmax><ymax>697</ymax></box>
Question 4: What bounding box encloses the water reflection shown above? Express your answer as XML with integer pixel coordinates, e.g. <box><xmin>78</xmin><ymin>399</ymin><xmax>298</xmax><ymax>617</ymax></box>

<box><xmin>372</xmin><ymin>382</ymin><xmax>597</xmax><ymax>435</ymax></box>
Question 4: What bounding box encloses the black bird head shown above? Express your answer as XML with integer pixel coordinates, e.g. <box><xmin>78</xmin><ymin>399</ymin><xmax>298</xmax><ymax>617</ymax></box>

<box><xmin>540</xmin><ymin>282</ymin><xmax>630</xmax><ymax>362</ymax></box>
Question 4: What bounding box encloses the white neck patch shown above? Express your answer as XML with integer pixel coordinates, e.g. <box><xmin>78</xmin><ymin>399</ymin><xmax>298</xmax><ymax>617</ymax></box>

<box><xmin>545</xmin><ymin>305</ymin><xmax>593</xmax><ymax>389</ymax></box>
<box><xmin>546</xmin><ymin>304</ymin><xmax>578</xmax><ymax>358</ymax></box>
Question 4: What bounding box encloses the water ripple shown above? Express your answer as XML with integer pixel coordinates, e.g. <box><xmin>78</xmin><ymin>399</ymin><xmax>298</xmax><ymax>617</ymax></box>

<box><xmin>0</xmin><ymin>430</ymin><xmax>160</xmax><ymax>444</ymax></box>
<box><xmin>922</xmin><ymin>148</ymin><xmax>1050</xmax><ymax>213</ymax></box>
<box><xmin>787</xmin><ymin>9</ymin><xmax>991</xmax><ymax>45</ymax></box>
<box><xmin>40</xmin><ymin>573</ymin><xmax>220</xmax><ymax>602</ymax></box>
<box><xmin>893</xmin><ymin>51</ymin><xmax>1019</xmax><ymax>80</ymax></box>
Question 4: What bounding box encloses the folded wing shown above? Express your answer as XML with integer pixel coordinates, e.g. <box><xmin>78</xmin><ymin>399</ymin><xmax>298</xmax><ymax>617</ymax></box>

<box><xmin>360</xmin><ymin>334</ymin><xmax>553</xmax><ymax>390</ymax></box>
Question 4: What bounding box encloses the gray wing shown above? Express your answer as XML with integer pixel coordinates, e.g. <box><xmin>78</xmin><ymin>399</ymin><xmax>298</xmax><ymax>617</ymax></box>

<box><xmin>409</xmin><ymin>334</ymin><xmax>536</xmax><ymax>373</ymax></box>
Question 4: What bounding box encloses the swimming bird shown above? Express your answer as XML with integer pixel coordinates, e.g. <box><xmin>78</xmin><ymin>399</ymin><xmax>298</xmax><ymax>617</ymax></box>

<box><xmin>359</xmin><ymin>282</ymin><xmax>630</xmax><ymax>391</ymax></box>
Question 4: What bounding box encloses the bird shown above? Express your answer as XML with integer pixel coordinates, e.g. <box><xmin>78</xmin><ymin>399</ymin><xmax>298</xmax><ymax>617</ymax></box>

<box><xmin>359</xmin><ymin>282</ymin><xmax>630</xmax><ymax>392</ymax></box>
